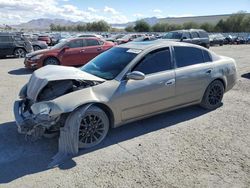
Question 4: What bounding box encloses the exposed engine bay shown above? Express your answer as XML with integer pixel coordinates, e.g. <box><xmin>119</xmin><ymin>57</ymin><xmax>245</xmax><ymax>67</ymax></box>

<box><xmin>37</xmin><ymin>79</ymin><xmax>102</xmax><ymax>101</ymax></box>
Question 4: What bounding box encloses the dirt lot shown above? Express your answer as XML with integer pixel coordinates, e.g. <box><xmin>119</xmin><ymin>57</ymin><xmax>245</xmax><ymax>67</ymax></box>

<box><xmin>0</xmin><ymin>45</ymin><xmax>250</xmax><ymax>188</ymax></box>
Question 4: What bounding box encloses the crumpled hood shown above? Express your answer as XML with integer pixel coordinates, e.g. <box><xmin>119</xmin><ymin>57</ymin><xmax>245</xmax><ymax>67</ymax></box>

<box><xmin>26</xmin><ymin>65</ymin><xmax>105</xmax><ymax>101</ymax></box>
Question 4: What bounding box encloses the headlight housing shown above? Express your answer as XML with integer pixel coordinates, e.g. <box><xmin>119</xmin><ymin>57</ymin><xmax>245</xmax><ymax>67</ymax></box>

<box><xmin>31</xmin><ymin>102</ymin><xmax>62</xmax><ymax>116</ymax></box>
<box><xmin>30</xmin><ymin>54</ymin><xmax>43</xmax><ymax>61</ymax></box>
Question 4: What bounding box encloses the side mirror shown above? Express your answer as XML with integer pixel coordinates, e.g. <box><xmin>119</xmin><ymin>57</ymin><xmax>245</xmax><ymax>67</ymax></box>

<box><xmin>126</xmin><ymin>71</ymin><xmax>145</xmax><ymax>80</ymax></box>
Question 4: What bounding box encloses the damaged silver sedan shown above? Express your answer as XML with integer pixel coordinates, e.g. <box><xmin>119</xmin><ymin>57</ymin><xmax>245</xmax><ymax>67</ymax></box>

<box><xmin>14</xmin><ymin>41</ymin><xmax>237</xmax><ymax>151</ymax></box>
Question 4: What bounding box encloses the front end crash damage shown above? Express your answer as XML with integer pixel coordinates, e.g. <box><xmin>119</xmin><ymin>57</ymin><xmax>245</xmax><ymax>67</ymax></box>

<box><xmin>14</xmin><ymin>100</ymin><xmax>63</xmax><ymax>140</ymax></box>
<box><xmin>13</xmin><ymin>65</ymin><xmax>105</xmax><ymax>166</ymax></box>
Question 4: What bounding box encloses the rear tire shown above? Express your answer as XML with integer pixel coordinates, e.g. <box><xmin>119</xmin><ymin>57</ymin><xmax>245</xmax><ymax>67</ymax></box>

<box><xmin>43</xmin><ymin>57</ymin><xmax>59</xmax><ymax>66</ymax></box>
<box><xmin>14</xmin><ymin>48</ymin><xmax>26</xmax><ymax>58</ymax></box>
<box><xmin>200</xmin><ymin>80</ymin><xmax>224</xmax><ymax>110</ymax></box>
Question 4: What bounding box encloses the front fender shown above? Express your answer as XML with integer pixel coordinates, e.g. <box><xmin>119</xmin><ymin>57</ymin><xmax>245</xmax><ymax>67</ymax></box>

<box><xmin>51</xmin><ymin>87</ymin><xmax>109</xmax><ymax>113</ymax></box>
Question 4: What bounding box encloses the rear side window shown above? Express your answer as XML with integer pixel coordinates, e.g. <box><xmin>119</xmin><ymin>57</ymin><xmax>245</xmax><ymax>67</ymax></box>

<box><xmin>133</xmin><ymin>48</ymin><xmax>172</xmax><ymax>75</ymax></box>
<box><xmin>203</xmin><ymin>50</ymin><xmax>212</xmax><ymax>62</ymax></box>
<box><xmin>199</xmin><ymin>31</ymin><xmax>208</xmax><ymax>38</ymax></box>
<box><xmin>182</xmin><ymin>32</ymin><xmax>191</xmax><ymax>39</ymax></box>
<box><xmin>191</xmin><ymin>32</ymin><xmax>199</xmax><ymax>38</ymax></box>
<box><xmin>0</xmin><ymin>36</ymin><xmax>11</xmax><ymax>42</ymax></box>
<box><xmin>68</xmin><ymin>39</ymin><xmax>83</xmax><ymax>48</ymax></box>
<box><xmin>86</xmin><ymin>39</ymin><xmax>100</xmax><ymax>46</ymax></box>
<box><xmin>174</xmin><ymin>46</ymin><xmax>204</xmax><ymax>68</ymax></box>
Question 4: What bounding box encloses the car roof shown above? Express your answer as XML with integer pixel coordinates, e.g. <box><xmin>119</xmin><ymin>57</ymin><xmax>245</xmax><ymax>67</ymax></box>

<box><xmin>169</xmin><ymin>29</ymin><xmax>206</xmax><ymax>33</ymax></box>
<box><xmin>117</xmin><ymin>39</ymin><xmax>207</xmax><ymax>51</ymax></box>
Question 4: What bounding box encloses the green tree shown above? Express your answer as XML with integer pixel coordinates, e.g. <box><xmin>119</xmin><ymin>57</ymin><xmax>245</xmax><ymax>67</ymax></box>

<box><xmin>152</xmin><ymin>23</ymin><xmax>168</xmax><ymax>32</ymax></box>
<box><xmin>200</xmin><ymin>22</ymin><xmax>215</xmax><ymax>32</ymax></box>
<box><xmin>183</xmin><ymin>22</ymin><xmax>199</xmax><ymax>29</ymax></box>
<box><xmin>125</xmin><ymin>25</ymin><xmax>134</xmax><ymax>32</ymax></box>
<box><xmin>134</xmin><ymin>20</ymin><xmax>151</xmax><ymax>32</ymax></box>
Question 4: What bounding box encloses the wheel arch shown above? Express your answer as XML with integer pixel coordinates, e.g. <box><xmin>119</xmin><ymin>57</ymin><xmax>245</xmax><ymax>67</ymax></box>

<box><xmin>75</xmin><ymin>102</ymin><xmax>115</xmax><ymax>128</ymax></box>
<box><xmin>211</xmin><ymin>77</ymin><xmax>226</xmax><ymax>90</ymax></box>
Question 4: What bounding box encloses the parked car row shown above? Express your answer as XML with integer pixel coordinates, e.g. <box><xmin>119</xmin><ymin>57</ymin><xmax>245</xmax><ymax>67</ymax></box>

<box><xmin>1</xmin><ymin>30</ymin><xmax>249</xmax><ymax>61</ymax></box>
<box><xmin>209</xmin><ymin>34</ymin><xmax>250</xmax><ymax>46</ymax></box>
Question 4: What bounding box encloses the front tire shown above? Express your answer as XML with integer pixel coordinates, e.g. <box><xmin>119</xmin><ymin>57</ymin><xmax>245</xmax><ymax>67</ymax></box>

<box><xmin>65</xmin><ymin>106</ymin><xmax>109</xmax><ymax>149</ymax></box>
<box><xmin>43</xmin><ymin>57</ymin><xmax>59</xmax><ymax>66</ymax></box>
<box><xmin>200</xmin><ymin>80</ymin><xmax>224</xmax><ymax>110</ymax></box>
<box><xmin>33</xmin><ymin>45</ymin><xmax>41</xmax><ymax>51</ymax></box>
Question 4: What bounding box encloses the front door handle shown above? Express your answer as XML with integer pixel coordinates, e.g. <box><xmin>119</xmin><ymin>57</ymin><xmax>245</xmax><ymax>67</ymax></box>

<box><xmin>97</xmin><ymin>47</ymin><xmax>102</xmax><ymax>51</ymax></box>
<box><xmin>80</xmin><ymin>49</ymin><xmax>85</xmax><ymax>53</ymax></box>
<box><xmin>165</xmin><ymin>79</ymin><xmax>175</xmax><ymax>86</ymax></box>
<box><xmin>206</xmin><ymin>69</ymin><xmax>212</xmax><ymax>74</ymax></box>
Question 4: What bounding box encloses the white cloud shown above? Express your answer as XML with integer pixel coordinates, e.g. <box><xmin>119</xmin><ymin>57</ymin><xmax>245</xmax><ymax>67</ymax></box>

<box><xmin>133</xmin><ymin>13</ymin><xmax>144</xmax><ymax>18</ymax></box>
<box><xmin>87</xmin><ymin>7</ymin><xmax>98</xmax><ymax>12</ymax></box>
<box><xmin>152</xmin><ymin>9</ymin><xmax>162</xmax><ymax>13</ymax></box>
<box><xmin>0</xmin><ymin>0</ymin><xmax>129</xmax><ymax>24</ymax></box>
<box><xmin>103</xmin><ymin>6</ymin><xmax>119</xmax><ymax>15</ymax></box>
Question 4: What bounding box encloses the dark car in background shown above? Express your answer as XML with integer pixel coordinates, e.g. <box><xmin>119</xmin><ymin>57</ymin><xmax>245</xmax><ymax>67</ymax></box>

<box><xmin>209</xmin><ymin>34</ymin><xmax>225</xmax><ymax>46</ymax></box>
<box><xmin>163</xmin><ymin>29</ymin><xmax>210</xmax><ymax>48</ymax></box>
<box><xmin>106</xmin><ymin>34</ymin><xmax>125</xmax><ymax>43</ymax></box>
<box><xmin>23</xmin><ymin>34</ymin><xmax>48</xmax><ymax>51</ymax></box>
<box><xmin>0</xmin><ymin>33</ymin><xmax>33</xmax><ymax>58</ymax></box>
<box><xmin>31</xmin><ymin>40</ymin><xmax>48</xmax><ymax>51</ymax></box>
<box><xmin>117</xmin><ymin>34</ymin><xmax>145</xmax><ymax>44</ymax></box>
<box><xmin>132</xmin><ymin>36</ymin><xmax>157</xmax><ymax>42</ymax></box>
<box><xmin>24</xmin><ymin>37</ymin><xmax>115</xmax><ymax>69</ymax></box>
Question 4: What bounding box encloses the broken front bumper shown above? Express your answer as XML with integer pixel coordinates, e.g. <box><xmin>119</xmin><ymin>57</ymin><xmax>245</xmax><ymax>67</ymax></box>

<box><xmin>13</xmin><ymin>100</ymin><xmax>58</xmax><ymax>134</ymax></box>
<box><xmin>14</xmin><ymin>100</ymin><xmax>27</xmax><ymax>133</ymax></box>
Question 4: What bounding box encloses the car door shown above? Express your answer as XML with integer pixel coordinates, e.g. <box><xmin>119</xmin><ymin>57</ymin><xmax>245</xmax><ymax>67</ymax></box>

<box><xmin>173</xmin><ymin>46</ymin><xmax>213</xmax><ymax>105</ymax></box>
<box><xmin>181</xmin><ymin>32</ymin><xmax>192</xmax><ymax>44</ymax></box>
<box><xmin>0</xmin><ymin>36</ymin><xmax>13</xmax><ymax>56</ymax></box>
<box><xmin>190</xmin><ymin>31</ymin><xmax>201</xmax><ymax>45</ymax></box>
<box><xmin>60</xmin><ymin>39</ymin><xmax>85</xmax><ymax>66</ymax></box>
<box><xmin>82</xmin><ymin>39</ymin><xmax>104</xmax><ymax>64</ymax></box>
<box><xmin>116</xmin><ymin>47</ymin><xmax>176</xmax><ymax>121</ymax></box>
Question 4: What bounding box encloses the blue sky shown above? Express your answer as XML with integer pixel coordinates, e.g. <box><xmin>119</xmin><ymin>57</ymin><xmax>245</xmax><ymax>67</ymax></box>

<box><xmin>0</xmin><ymin>0</ymin><xmax>249</xmax><ymax>24</ymax></box>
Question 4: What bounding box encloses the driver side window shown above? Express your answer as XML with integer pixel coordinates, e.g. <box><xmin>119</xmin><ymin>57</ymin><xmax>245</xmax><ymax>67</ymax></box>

<box><xmin>133</xmin><ymin>48</ymin><xmax>172</xmax><ymax>75</ymax></box>
<box><xmin>68</xmin><ymin>39</ymin><xmax>83</xmax><ymax>48</ymax></box>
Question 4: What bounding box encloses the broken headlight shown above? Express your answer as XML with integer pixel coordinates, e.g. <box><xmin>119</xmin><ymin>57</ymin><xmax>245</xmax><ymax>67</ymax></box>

<box><xmin>31</xmin><ymin>102</ymin><xmax>62</xmax><ymax>116</ymax></box>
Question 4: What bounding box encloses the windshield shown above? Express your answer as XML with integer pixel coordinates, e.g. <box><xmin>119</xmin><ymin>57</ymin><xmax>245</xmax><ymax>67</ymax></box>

<box><xmin>163</xmin><ymin>32</ymin><xmax>182</xmax><ymax>39</ymax></box>
<box><xmin>51</xmin><ymin>40</ymin><xmax>68</xmax><ymax>49</ymax></box>
<box><xmin>81</xmin><ymin>47</ymin><xmax>139</xmax><ymax>80</ymax></box>
<box><xmin>120</xmin><ymin>35</ymin><xmax>131</xmax><ymax>40</ymax></box>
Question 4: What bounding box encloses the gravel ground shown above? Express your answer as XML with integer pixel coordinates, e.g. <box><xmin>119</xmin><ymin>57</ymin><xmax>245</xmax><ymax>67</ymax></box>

<box><xmin>0</xmin><ymin>45</ymin><xmax>250</xmax><ymax>188</ymax></box>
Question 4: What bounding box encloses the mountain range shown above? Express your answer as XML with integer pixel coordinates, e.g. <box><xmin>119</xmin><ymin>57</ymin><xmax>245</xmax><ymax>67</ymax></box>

<box><xmin>11</xmin><ymin>13</ymin><xmax>249</xmax><ymax>30</ymax></box>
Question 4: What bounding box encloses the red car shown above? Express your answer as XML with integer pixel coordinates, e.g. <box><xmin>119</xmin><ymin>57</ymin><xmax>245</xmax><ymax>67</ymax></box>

<box><xmin>24</xmin><ymin>37</ymin><xmax>115</xmax><ymax>69</ymax></box>
<box><xmin>38</xmin><ymin>35</ymin><xmax>51</xmax><ymax>45</ymax></box>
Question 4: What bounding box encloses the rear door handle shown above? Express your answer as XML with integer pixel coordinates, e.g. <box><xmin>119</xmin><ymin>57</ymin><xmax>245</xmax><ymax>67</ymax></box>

<box><xmin>80</xmin><ymin>49</ymin><xmax>85</xmax><ymax>53</ymax></box>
